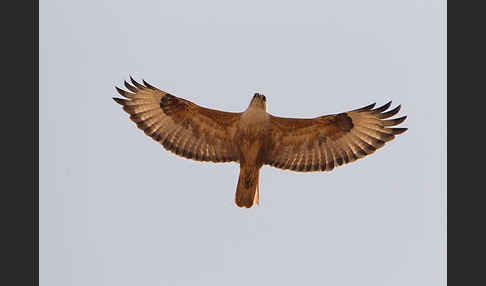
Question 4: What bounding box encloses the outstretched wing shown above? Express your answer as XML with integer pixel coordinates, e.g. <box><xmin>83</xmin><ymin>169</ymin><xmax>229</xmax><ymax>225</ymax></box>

<box><xmin>264</xmin><ymin>102</ymin><xmax>407</xmax><ymax>172</ymax></box>
<box><xmin>113</xmin><ymin>77</ymin><xmax>241</xmax><ymax>162</ymax></box>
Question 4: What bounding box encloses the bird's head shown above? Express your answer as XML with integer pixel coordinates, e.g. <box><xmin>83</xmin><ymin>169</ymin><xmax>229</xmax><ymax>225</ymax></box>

<box><xmin>250</xmin><ymin>93</ymin><xmax>267</xmax><ymax>110</ymax></box>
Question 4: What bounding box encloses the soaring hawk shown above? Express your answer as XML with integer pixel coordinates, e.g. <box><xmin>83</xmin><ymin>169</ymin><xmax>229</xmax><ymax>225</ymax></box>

<box><xmin>113</xmin><ymin>77</ymin><xmax>407</xmax><ymax>208</ymax></box>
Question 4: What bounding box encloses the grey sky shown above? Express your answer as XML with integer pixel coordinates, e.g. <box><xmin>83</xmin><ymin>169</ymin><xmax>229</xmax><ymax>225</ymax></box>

<box><xmin>40</xmin><ymin>0</ymin><xmax>444</xmax><ymax>285</ymax></box>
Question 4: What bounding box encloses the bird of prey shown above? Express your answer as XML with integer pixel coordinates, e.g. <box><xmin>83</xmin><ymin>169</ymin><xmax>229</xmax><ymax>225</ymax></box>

<box><xmin>113</xmin><ymin>77</ymin><xmax>407</xmax><ymax>208</ymax></box>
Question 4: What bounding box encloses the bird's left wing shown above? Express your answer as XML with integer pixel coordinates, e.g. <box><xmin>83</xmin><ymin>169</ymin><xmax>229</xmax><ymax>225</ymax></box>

<box><xmin>113</xmin><ymin>78</ymin><xmax>241</xmax><ymax>162</ymax></box>
<box><xmin>264</xmin><ymin>102</ymin><xmax>407</xmax><ymax>172</ymax></box>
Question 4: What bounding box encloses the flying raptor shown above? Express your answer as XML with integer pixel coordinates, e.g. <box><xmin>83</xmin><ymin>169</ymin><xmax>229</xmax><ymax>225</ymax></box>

<box><xmin>113</xmin><ymin>77</ymin><xmax>407</xmax><ymax>208</ymax></box>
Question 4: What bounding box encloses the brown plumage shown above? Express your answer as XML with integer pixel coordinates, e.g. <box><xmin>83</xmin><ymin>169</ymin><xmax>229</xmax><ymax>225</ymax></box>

<box><xmin>113</xmin><ymin>77</ymin><xmax>408</xmax><ymax>208</ymax></box>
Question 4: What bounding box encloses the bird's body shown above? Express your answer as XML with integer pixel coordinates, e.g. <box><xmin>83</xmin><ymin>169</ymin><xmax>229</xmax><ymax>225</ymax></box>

<box><xmin>114</xmin><ymin>78</ymin><xmax>408</xmax><ymax>208</ymax></box>
<box><xmin>234</xmin><ymin>96</ymin><xmax>269</xmax><ymax>206</ymax></box>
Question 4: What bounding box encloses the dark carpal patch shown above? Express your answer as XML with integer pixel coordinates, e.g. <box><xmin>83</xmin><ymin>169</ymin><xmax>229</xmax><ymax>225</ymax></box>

<box><xmin>334</xmin><ymin>113</ymin><xmax>354</xmax><ymax>132</ymax></box>
<box><xmin>160</xmin><ymin>94</ymin><xmax>171</xmax><ymax>114</ymax></box>
<box><xmin>160</xmin><ymin>94</ymin><xmax>185</xmax><ymax>115</ymax></box>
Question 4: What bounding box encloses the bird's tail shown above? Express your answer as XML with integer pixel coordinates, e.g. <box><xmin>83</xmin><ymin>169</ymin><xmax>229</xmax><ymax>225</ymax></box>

<box><xmin>235</xmin><ymin>167</ymin><xmax>260</xmax><ymax>208</ymax></box>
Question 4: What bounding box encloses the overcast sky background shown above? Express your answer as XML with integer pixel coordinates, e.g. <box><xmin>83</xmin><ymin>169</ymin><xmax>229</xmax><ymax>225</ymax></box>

<box><xmin>40</xmin><ymin>1</ymin><xmax>444</xmax><ymax>285</ymax></box>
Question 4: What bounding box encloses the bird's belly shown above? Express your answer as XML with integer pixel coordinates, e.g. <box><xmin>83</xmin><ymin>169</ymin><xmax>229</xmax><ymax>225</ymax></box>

<box><xmin>235</xmin><ymin>128</ymin><xmax>266</xmax><ymax>166</ymax></box>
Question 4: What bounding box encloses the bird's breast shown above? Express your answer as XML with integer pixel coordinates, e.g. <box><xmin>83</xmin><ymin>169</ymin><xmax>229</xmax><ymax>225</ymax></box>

<box><xmin>238</xmin><ymin>109</ymin><xmax>268</xmax><ymax>138</ymax></box>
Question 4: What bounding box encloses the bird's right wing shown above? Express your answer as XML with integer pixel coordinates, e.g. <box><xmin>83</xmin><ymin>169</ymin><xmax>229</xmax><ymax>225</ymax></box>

<box><xmin>113</xmin><ymin>78</ymin><xmax>241</xmax><ymax>162</ymax></box>
<box><xmin>264</xmin><ymin>102</ymin><xmax>407</xmax><ymax>172</ymax></box>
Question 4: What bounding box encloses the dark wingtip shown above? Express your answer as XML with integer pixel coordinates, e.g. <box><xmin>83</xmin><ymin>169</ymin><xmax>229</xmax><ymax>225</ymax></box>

<box><xmin>142</xmin><ymin>79</ymin><xmax>156</xmax><ymax>89</ymax></box>
<box><xmin>373</xmin><ymin>101</ymin><xmax>392</xmax><ymax>113</ymax></box>
<box><xmin>383</xmin><ymin>115</ymin><xmax>407</xmax><ymax>126</ymax></box>
<box><xmin>390</xmin><ymin>127</ymin><xmax>408</xmax><ymax>135</ymax></box>
<box><xmin>379</xmin><ymin>105</ymin><xmax>402</xmax><ymax>119</ymax></box>
<box><xmin>113</xmin><ymin>97</ymin><xmax>126</xmax><ymax>105</ymax></box>
<box><xmin>130</xmin><ymin>76</ymin><xmax>145</xmax><ymax>89</ymax></box>
<box><xmin>124</xmin><ymin>80</ymin><xmax>138</xmax><ymax>92</ymax></box>
<box><xmin>356</xmin><ymin>102</ymin><xmax>376</xmax><ymax>111</ymax></box>
<box><xmin>115</xmin><ymin>86</ymin><xmax>131</xmax><ymax>98</ymax></box>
